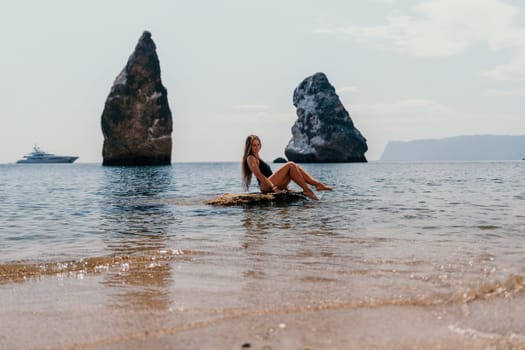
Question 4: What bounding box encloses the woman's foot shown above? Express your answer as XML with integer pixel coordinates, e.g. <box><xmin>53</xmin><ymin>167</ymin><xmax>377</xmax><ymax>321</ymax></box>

<box><xmin>303</xmin><ymin>190</ymin><xmax>319</xmax><ymax>200</ymax></box>
<box><xmin>315</xmin><ymin>183</ymin><xmax>332</xmax><ymax>191</ymax></box>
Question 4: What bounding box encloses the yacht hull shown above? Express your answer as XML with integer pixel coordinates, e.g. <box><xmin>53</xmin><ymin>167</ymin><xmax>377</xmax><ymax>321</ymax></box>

<box><xmin>16</xmin><ymin>157</ymin><xmax>78</xmax><ymax>164</ymax></box>
<box><xmin>16</xmin><ymin>146</ymin><xmax>79</xmax><ymax>164</ymax></box>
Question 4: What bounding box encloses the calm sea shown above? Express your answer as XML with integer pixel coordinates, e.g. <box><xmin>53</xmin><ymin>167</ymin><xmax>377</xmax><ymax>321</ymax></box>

<box><xmin>1</xmin><ymin>161</ymin><xmax>524</xmax><ymax>305</ymax></box>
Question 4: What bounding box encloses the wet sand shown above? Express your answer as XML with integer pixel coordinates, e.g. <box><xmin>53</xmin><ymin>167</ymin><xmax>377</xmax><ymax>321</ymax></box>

<box><xmin>1</xmin><ymin>256</ymin><xmax>525</xmax><ymax>350</ymax></box>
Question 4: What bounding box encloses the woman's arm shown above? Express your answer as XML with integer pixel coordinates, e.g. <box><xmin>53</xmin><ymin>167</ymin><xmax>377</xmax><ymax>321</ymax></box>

<box><xmin>246</xmin><ymin>156</ymin><xmax>278</xmax><ymax>191</ymax></box>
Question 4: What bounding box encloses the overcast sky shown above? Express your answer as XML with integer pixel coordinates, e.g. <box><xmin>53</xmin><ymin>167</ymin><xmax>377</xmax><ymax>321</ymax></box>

<box><xmin>1</xmin><ymin>0</ymin><xmax>524</xmax><ymax>163</ymax></box>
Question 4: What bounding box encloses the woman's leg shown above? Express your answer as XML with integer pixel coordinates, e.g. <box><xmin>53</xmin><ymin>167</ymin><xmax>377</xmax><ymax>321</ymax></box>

<box><xmin>295</xmin><ymin>163</ymin><xmax>333</xmax><ymax>191</ymax></box>
<box><xmin>268</xmin><ymin>162</ymin><xmax>318</xmax><ymax>200</ymax></box>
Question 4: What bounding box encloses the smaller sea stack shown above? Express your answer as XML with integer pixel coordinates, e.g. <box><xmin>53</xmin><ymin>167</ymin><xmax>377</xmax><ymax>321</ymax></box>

<box><xmin>285</xmin><ymin>72</ymin><xmax>367</xmax><ymax>163</ymax></box>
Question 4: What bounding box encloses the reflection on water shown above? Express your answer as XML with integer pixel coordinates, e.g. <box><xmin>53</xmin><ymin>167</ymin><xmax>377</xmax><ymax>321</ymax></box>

<box><xmin>99</xmin><ymin>166</ymin><xmax>175</xmax><ymax>310</ymax></box>
<box><xmin>239</xmin><ymin>204</ymin><xmax>345</xmax><ymax>308</ymax></box>
<box><xmin>99</xmin><ymin>166</ymin><xmax>176</xmax><ymax>254</ymax></box>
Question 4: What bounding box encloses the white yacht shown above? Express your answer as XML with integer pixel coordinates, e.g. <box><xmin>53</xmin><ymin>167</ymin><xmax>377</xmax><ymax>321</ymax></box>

<box><xmin>16</xmin><ymin>146</ymin><xmax>78</xmax><ymax>164</ymax></box>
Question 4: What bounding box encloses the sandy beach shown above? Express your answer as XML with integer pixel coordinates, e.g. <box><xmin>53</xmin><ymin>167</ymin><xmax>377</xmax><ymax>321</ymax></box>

<box><xmin>2</xmin><ymin>253</ymin><xmax>525</xmax><ymax>350</ymax></box>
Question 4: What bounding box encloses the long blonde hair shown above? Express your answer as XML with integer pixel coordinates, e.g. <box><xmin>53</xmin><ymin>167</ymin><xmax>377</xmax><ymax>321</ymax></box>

<box><xmin>242</xmin><ymin>134</ymin><xmax>261</xmax><ymax>191</ymax></box>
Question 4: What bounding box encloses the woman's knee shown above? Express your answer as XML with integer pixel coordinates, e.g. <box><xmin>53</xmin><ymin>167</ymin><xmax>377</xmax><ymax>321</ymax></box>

<box><xmin>282</xmin><ymin>162</ymin><xmax>298</xmax><ymax>174</ymax></box>
<box><xmin>288</xmin><ymin>161</ymin><xmax>307</xmax><ymax>173</ymax></box>
<box><xmin>285</xmin><ymin>161</ymin><xmax>297</xmax><ymax>170</ymax></box>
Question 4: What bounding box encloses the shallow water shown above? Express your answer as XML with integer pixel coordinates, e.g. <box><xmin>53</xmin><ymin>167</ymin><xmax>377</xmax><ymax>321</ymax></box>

<box><xmin>1</xmin><ymin>161</ymin><xmax>525</xmax><ymax>305</ymax></box>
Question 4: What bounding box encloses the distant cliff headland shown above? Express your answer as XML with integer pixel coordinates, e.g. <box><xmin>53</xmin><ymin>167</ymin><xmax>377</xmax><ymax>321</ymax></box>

<box><xmin>381</xmin><ymin>135</ymin><xmax>525</xmax><ymax>161</ymax></box>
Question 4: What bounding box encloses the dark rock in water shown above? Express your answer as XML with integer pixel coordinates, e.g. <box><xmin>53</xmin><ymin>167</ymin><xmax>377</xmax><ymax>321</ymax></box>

<box><xmin>285</xmin><ymin>72</ymin><xmax>367</xmax><ymax>163</ymax></box>
<box><xmin>101</xmin><ymin>31</ymin><xmax>173</xmax><ymax>166</ymax></box>
<box><xmin>206</xmin><ymin>191</ymin><xmax>309</xmax><ymax>206</ymax></box>
<box><xmin>273</xmin><ymin>157</ymin><xmax>287</xmax><ymax>163</ymax></box>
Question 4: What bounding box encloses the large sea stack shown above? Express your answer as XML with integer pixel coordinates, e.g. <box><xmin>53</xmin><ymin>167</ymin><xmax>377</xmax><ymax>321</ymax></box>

<box><xmin>101</xmin><ymin>31</ymin><xmax>173</xmax><ymax>166</ymax></box>
<box><xmin>285</xmin><ymin>73</ymin><xmax>367</xmax><ymax>162</ymax></box>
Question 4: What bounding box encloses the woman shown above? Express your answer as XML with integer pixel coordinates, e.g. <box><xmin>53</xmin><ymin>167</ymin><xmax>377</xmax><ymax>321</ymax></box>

<box><xmin>242</xmin><ymin>134</ymin><xmax>332</xmax><ymax>200</ymax></box>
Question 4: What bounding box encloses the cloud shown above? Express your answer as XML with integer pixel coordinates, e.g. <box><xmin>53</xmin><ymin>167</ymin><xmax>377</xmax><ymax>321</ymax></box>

<box><xmin>235</xmin><ymin>104</ymin><xmax>269</xmax><ymax>110</ymax></box>
<box><xmin>482</xmin><ymin>53</ymin><xmax>525</xmax><ymax>80</ymax></box>
<box><xmin>336</xmin><ymin>86</ymin><xmax>359</xmax><ymax>94</ymax></box>
<box><xmin>229</xmin><ymin>105</ymin><xmax>296</xmax><ymax>124</ymax></box>
<box><xmin>485</xmin><ymin>88</ymin><xmax>525</xmax><ymax>96</ymax></box>
<box><xmin>351</xmin><ymin>98</ymin><xmax>467</xmax><ymax>122</ymax></box>
<box><xmin>233</xmin><ymin>104</ymin><xmax>270</xmax><ymax>119</ymax></box>
<box><xmin>319</xmin><ymin>0</ymin><xmax>525</xmax><ymax>80</ymax></box>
